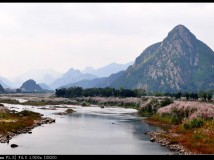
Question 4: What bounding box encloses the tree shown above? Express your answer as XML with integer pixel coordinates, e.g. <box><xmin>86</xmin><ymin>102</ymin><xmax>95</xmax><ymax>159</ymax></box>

<box><xmin>184</xmin><ymin>92</ymin><xmax>190</xmax><ymax>100</ymax></box>
<box><xmin>207</xmin><ymin>93</ymin><xmax>212</xmax><ymax>101</ymax></box>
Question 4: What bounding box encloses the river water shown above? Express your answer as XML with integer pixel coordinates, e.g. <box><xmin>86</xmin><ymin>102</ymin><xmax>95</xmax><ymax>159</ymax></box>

<box><xmin>0</xmin><ymin>103</ymin><xmax>175</xmax><ymax>155</ymax></box>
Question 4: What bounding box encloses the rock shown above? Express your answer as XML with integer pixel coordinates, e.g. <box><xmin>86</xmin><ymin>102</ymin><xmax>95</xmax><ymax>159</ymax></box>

<box><xmin>150</xmin><ymin>138</ymin><xmax>155</xmax><ymax>142</ymax></box>
<box><xmin>6</xmin><ymin>135</ymin><xmax>10</xmax><ymax>139</ymax></box>
<box><xmin>112</xmin><ymin>123</ymin><xmax>114</xmax><ymax>124</ymax></box>
<box><xmin>169</xmin><ymin>145</ymin><xmax>180</xmax><ymax>151</ymax></box>
<box><xmin>11</xmin><ymin>144</ymin><xmax>18</xmax><ymax>148</ymax></box>
<box><xmin>28</xmin><ymin>131</ymin><xmax>32</xmax><ymax>134</ymax></box>
<box><xmin>169</xmin><ymin>141</ymin><xmax>178</xmax><ymax>145</ymax></box>
<box><xmin>179</xmin><ymin>150</ymin><xmax>185</xmax><ymax>153</ymax></box>
<box><xmin>12</xmin><ymin>130</ymin><xmax>18</xmax><ymax>134</ymax></box>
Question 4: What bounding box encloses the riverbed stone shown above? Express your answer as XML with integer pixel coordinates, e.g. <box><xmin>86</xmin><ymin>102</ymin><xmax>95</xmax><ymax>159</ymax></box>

<box><xmin>150</xmin><ymin>138</ymin><xmax>155</xmax><ymax>142</ymax></box>
<box><xmin>11</xmin><ymin>144</ymin><xmax>18</xmax><ymax>148</ymax></box>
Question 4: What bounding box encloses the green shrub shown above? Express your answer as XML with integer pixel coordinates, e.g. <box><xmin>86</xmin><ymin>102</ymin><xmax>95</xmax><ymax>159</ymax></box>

<box><xmin>18</xmin><ymin>110</ymin><xmax>40</xmax><ymax>118</ymax></box>
<box><xmin>183</xmin><ymin>118</ymin><xmax>204</xmax><ymax>129</ymax></box>
<box><xmin>171</xmin><ymin>117</ymin><xmax>181</xmax><ymax>125</ymax></box>
<box><xmin>171</xmin><ymin>108</ymin><xmax>183</xmax><ymax>124</ymax></box>
<box><xmin>160</xmin><ymin>98</ymin><xmax>173</xmax><ymax>107</ymax></box>
<box><xmin>150</xmin><ymin>113</ymin><xmax>178</xmax><ymax>124</ymax></box>
<box><xmin>81</xmin><ymin>102</ymin><xmax>89</xmax><ymax>106</ymax></box>
<box><xmin>193</xmin><ymin>133</ymin><xmax>204</xmax><ymax>140</ymax></box>
<box><xmin>138</xmin><ymin>99</ymin><xmax>160</xmax><ymax>116</ymax></box>
<box><xmin>65</xmin><ymin>108</ymin><xmax>75</xmax><ymax>113</ymax></box>
<box><xmin>0</xmin><ymin>113</ymin><xmax>6</xmax><ymax>119</ymax></box>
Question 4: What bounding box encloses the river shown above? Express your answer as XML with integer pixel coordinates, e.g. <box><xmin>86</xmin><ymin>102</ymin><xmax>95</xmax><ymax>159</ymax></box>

<box><xmin>0</xmin><ymin>103</ymin><xmax>175</xmax><ymax>155</ymax></box>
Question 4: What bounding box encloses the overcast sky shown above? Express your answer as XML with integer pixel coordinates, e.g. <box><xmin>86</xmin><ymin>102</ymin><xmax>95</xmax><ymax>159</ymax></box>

<box><xmin>0</xmin><ymin>3</ymin><xmax>214</xmax><ymax>78</ymax></box>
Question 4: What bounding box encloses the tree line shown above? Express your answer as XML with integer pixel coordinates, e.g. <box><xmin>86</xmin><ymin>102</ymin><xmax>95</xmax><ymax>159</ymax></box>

<box><xmin>55</xmin><ymin>87</ymin><xmax>146</xmax><ymax>98</ymax></box>
<box><xmin>151</xmin><ymin>90</ymin><xmax>213</xmax><ymax>101</ymax></box>
<box><xmin>55</xmin><ymin>87</ymin><xmax>213</xmax><ymax>100</ymax></box>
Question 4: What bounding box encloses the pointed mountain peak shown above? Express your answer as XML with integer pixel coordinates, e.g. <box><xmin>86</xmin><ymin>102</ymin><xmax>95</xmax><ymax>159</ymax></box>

<box><xmin>169</xmin><ymin>24</ymin><xmax>196</xmax><ymax>37</ymax></box>
<box><xmin>164</xmin><ymin>24</ymin><xmax>197</xmax><ymax>47</ymax></box>
<box><xmin>111</xmin><ymin>24</ymin><xmax>214</xmax><ymax>92</ymax></box>
<box><xmin>171</xmin><ymin>24</ymin><xmax>190</xmax><ymax>33</ymax></box>
<box><xmin>67</xmin><ymin>68</ymin><xmax>81</xmax><ymax>73</ymax></box>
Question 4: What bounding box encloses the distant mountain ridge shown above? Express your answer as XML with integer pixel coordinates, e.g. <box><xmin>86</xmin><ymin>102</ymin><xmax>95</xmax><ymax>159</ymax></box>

<box><xmin>66</xmin><ymin>25</ymin><xmax>214</xmax><ymax>92</ymax></box>
<box><xmin>39</xmin><ymin>83</ymin><xmax>52</xmax><ymax>91</ymax></box>
<box><xmin>50</xmin><ymin>68</ymin><xmax>97</xmax><ymax>89</ymax></box>
<box><xmin>0</xmin><ymin>84</ymin><xmax>4</xmax><ymax>93</ymax></box>
<box><xmin>0</xmin><ymin>76</ymin><xmax>15</xmax><ymax>88</ymax></box>
<box><xmin>2</xmin><ymin>24</ymin><xmax>214</xmax><ymax>93</ymax></box>
<box><xmin>82</xmin><ymin>62</ymin><xmax>133</xmax><ymax>77</ymax></box>
<box><xmin>0</xmin><ymin>62</ymin><xmax>133</xmax><ymax>90</ymax></box>
<box><xmin>12</xmin><ymin>69</ymin><xmax>62</xmax><ymax>87</ymax></box>
<box><xmin>62</xmin><ymin>71</ymin><xmax>125</xmax><ymax>89</ymax></box>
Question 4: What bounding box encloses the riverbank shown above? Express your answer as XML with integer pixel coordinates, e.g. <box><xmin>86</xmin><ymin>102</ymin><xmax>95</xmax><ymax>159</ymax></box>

<box><xmin>143</xmin><ymin>101</ymin><xmax>214</xmax><ymax>154</ymax></box>
<box><xmin>144</xmin><ymin>119</ymin><xmax>194</xmax><ymax>155</ymax></box>
<box><xmin>0</xmin><ymin>105</ymin><xmax>55</xmax><ymax>145</ymax></box>
<box><xmin>0</xmin><ymin>93</ymin><xmax>143</xmax><ymax>108</ymax></box>
<box><xmin>0</xmin><ymin>94</ymin><xmax>213</xmax><ymax>154</ymax></box>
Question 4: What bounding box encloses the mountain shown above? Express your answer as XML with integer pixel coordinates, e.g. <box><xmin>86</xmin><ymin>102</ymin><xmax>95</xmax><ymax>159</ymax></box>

<box><xmin>0</xmin><ymin>84</ymin><xmax>4</xmax><ymax>93</ymax></box>
<box><xmin>40</xmin><ymin>74</ymin><xmax>57</xmax><ymax>85</ymax></box>
<box><xmin>65</xmin><ymin>25</ymin><xmax>214</xmax><ymax>92</ymax></box>
<box><xmin>50</xmin><ymin>68</ymin><xmax>97</xmax><ymax>89</ymax></box>
<box><xmin>82</xmin><ymin>62</ymin><xmax>133</xmax><ymax>77</ymax></box>
<box><xmin>62</xmin><ymin>71</ymin><xmax>124</xmax><ymax>89</ymax></box>
<box><xmin>0</xmin><ymin>76</ymin><xmax>14</xmax><ymax>88</ymax></box>
<box><xmin>12</xmin><ymin>69</ymin><xmax>62</xmax><ymax>87</ymax></box>
<box><xmin>110</xmin><ymin>24</ymin><xmax>214</xmax><ymax>92</ymax></box>
<box><xmin>39</xmin><ymin>83</ymin><xmax>52</xmax><ymax>90</ymax></box>
<box><xmin>20</xmin><ymin>79</ymin><xmax>43</xmax><ymax>92</ymax></box>
<box><xmin>0</xmin><ymin>80</ymin><xmax>9</xmax><ymax>89</ymax></box>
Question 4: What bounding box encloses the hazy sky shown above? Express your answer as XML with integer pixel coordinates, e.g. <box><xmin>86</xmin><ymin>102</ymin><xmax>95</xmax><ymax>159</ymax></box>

<box><xmin>0</xmin><ymin>3</ymin><xmax>214</xmax><ymax>78</ymax></box>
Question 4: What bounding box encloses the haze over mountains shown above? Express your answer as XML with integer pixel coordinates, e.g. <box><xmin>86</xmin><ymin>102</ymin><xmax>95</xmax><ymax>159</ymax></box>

<box><xmin>0</xmin><ymin>76</ymin><xmax>15</xmax><ymax>88</ymax></box>
<box><xmin>51</xmin><ymin>62</ymin><xmax>133</xmax><ymax>89</ymax></box>
<box><xmin>0</xmin><ymin>62</ymin><xmax>132</xmax><ymax>90</ymax></box>
<box><xmin>11</xmin><ymin>69</ymin><xmax>62</xmax><ymax>88</ymax></box>
<box><xmin>82</xmin><ymin>62</ymin><xmax>133</xmax><ymax>78</ymax></box>
<box><xmin>49</xmin><ymin>68</ymin><xmax>97</xmax><ymax>89</ymax></box>
<box><xmin>0</xmin><ymin>25</ymin><xmax>213</xmax><ymax>93</ymax></box>
<box><xmin>66</xmin><ymin>25</ymin><xmax>214</xmax><ymax>92</ymax></box>
<box><xmin>0</xmin><ymin>84</ymin><xmax>4</xmax><ymax>93</ymax></box>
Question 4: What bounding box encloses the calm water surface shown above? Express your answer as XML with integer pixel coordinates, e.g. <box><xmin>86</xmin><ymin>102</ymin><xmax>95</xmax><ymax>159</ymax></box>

<box><xmin>0</xmin><ymin>103</ymin><xmax>175</xmax><ymax>155</ymax></box>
